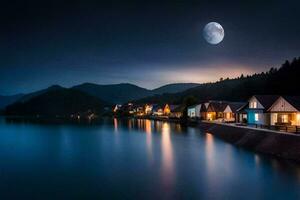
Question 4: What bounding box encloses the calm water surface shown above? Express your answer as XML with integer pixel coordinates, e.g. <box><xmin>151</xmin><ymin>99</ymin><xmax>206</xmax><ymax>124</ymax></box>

<box><xmin>0</xmin><ymin>117</ymin><xmax>300</xmax><ymax>199</ymax></box>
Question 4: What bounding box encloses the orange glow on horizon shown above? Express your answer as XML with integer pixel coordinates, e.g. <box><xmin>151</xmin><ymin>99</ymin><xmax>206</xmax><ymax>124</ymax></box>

<box><xmin>152</xmin><ymin>64</ymin><xmax>260</xmax><ymax>85</ymax></box>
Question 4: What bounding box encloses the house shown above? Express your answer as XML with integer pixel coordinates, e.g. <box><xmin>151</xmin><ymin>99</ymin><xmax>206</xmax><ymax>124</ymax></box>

<box><xmin>115</xmin><ymin>103</ymin><xmax>140</xmax><ymax>115</ymax></box>
<box><xmin>163</xmin><ymin>104</ymin><xmax>182</xmax><ymax>118</ymax></box>
<box><xmin>204</xmin><ymin>101</ymin><xmax>228</xmax><ymax>121</ymax></box>
<box><xmin>246</xmin><ymin>95</ymin><xmax>279</xmax><ymax>125</ymax></box>
<box><xmin>113</xmin><ymin>104</ymin><xmax>122</xmax><ymax>113</ymax></box>
<box><xmin>268</xmin><ymin>96</ymin><xmax>300</xmax><ymax>126</ymax></box>
<box><xmin>187</xmin><ymin>104</ymin><xmax>202</xmax><ymax>118</ymax></box>
<box><xmin>236</xmin><ymin>103</ymin><xmax>248</xmax><ymax>123</ymax></box>
<box><xmin>152</xmin><ymin>105</ymin><xmax>163</xmax><ymax>116</ymax></box>
<box><xmin>144</xmin><ymin>104</ymin><xmax>156</xmax><ymax>115</ymax></box>
<box><xmin>170</xmin><ymin>106</ymin><xmax>183</xmax><ymax>118</ymax></box>
<box><xmin>200</xmin><ymin>102</ymin><xmax>210</xmax><ymax>119</ymax></box>
<box><xmin>223</xmin><ymin>102</ymin><xmax>246</xmax><ymax>122</ymax></box>
<box><xmin>163</xmin><ymin>104</ymin><xmax>171</xmax><ymax>115</ymax></box>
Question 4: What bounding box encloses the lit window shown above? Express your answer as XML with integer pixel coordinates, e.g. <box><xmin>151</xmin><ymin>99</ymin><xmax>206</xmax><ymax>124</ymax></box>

<box><xmin>297</xmin><ymin>114</ymin><xmax>300</xmax><ymax>125</ymax></box>
<box><xmin>226</xmin><ymin>112</ymin><xmax>231</xmax><ymax>119</ymax></box>
<box><xmin>253</xmin><ymin>102</ymin><xmax>257</xmax><ymax>108</ymax></box>
<box><xmin>207</xmin><ymin>113</ymin><xmax>212</xmax><ymax>120</ymax></box>
<box><xmin>254</xmin><ymin>113</ymin><xmax>259</xmax><ymax>121</ymax></box>
<box><xmin>250</xmin><ymin>101</ymin><xmax>257</xmax><ymax>108</ymax></box>
<box><xmin>281</xmin><ymin>115</ymin><xmax>288</xmax><ymax>123</ymax></box>
<box><xmin>191</xmin><ymin>111</ymin><xmax>195</xmax><ymax>117</ymax></box>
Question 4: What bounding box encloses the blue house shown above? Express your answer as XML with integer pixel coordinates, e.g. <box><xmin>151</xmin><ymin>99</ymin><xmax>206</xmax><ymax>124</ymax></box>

<box><xmin>246</xmin><ymin>95</ymin><xmax>279</xmax><ymax>125</ymax></box>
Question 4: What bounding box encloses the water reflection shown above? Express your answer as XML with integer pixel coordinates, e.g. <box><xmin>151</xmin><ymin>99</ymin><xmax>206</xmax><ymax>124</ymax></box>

<box><xmin>128</xmin><ymin>119</ymin><xmax>132</xmax><ymax>131</ymax></box>
<box><xmin>205</xmin><ymin>133</ymin><xmax>215</xmax><ymax>171</ymax></box>
<box><xmin>1</xmin><ymin>118</ymin><xmax>300</xmax><ymax>199</ymax></box>
<box><xmin>203</xmin><ymin>132</ymin><xmax>236</xmax><ymax>198</ymax></box>
<box><xmin>113</xmin><ymin>118</ymin><xmax>120</xmax><ymax>146</ymax></box>
<box><xmin>145</xmin><ymin>119</ymin><xmax>152</xmax><ymax>134</ymax></box>
<box><xmin>223</xmin><ymin>144</ymin><xmax>235</xmax><ymax>175</ymax></box>
<box><xmin>113</xmin><ymin>118</ymin><xmax>118</xmax><ymax>133</ymax></box>
<box><xmin>255</xmin><ymin>154</ymin><xmax>261</xmax><ymax>166</ymax></box>
<box><xmin>61</xmin><ymin>128</ymin><xmax>72</xmax><ymax>153</ymax></box>
<box><xmin>161</xmin><ymin>122</ymin><xmax>175</xmax><ymax>190</ymax></box>
<box><xmin>59</xmin><ymin>127</ymin><xmax>74</xmax><ymax>165</ymax></box>
<box><xmin>145</xmin><ymin>120</ymin><xmax>153</xmax><ymax>161</ymax></box>
<box><xmin>175</xmin><ymin>123</ymin><xmax>182</xmax><ymax>132</ymax></box>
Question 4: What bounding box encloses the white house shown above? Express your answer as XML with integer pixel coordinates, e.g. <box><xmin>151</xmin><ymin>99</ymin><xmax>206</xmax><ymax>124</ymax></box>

<box><xmin>268</xmin><ymin>96</ymin><xmax>300</xmax><ymax>126</ymax></box>
<box><xmin>187</xmin><ymin>104</ymin><xmax>202</xmax><ymax>118</ymax></box>
<box><xmin>223</xmin><ymin>102</ymin><xmax>245</xmax><ymax>122</ymax></box>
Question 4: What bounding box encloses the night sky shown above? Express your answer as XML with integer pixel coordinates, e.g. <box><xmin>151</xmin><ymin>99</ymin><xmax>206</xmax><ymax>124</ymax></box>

<box><xmin>1</xmin><ymin>0</ymin><xmax>300</xmax><ymax>95</ymax></box>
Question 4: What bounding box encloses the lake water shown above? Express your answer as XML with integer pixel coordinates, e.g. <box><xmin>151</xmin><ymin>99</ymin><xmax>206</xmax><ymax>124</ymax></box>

<box><xmin>0</xmin><ymin>117</ymin><xmax>300</xmax><ymax>199</ymax></box>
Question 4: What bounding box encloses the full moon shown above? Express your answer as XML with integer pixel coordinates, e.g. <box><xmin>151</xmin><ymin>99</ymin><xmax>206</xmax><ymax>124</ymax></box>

<box><xmin>203</xmin><ymin>22</ymin><xmax>224</xmax><ymax>45</ymax></box>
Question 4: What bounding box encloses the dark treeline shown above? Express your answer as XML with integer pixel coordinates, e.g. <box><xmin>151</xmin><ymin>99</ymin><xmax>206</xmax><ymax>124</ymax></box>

<box><xmin>135</xmin><ymin>57</ymin><xmax>300</xmax><ymax>104</ymax></box>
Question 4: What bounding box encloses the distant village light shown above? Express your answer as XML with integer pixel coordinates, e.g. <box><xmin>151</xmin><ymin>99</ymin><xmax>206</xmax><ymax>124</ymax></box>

<box><xmin>145</xmin><ymin>104</ymin><xmax>153</xmax><ymax>115</ymax></box>
<box><xmin>113</xmin><ymin>104</ymin><xmax>122</xmax><ymax>112</ymax></box>
<box><xmin>163</xmin><ymin>104</ymin><xmax>171</xmax><ymax>115</ymax></box>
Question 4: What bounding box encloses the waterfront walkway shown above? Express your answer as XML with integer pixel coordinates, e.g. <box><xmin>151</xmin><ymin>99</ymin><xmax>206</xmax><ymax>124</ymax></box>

<box><xmin>203</xmin><ymin>120</ymin><xmax>300</xmax><ymax>137</ymax></box>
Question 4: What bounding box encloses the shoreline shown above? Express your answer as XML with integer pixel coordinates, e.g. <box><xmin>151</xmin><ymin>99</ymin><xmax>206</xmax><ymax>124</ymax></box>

<box><xmin>135</xmin><ymin>116</ymin><xmax>300</xmax><ymax>163</ymax></box>
<box><xmin>197</xmin><ymin>122</ymin><xmax>300</xmax><ymax>163</ymax></box>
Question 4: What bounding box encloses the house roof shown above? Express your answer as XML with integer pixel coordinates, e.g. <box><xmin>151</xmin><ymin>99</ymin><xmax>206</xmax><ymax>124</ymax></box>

<box><xmin>187</xmin><ymin>104</ymin><xmax>201</xmax><ymax>109</ymax></box>
<box><xmin>207</xmin><ymin>102</ymin><xmax>228</xmax><ymax>112</ymax></box>
<box><xmin>200</xmin><ymin>104</ymin><xmax>207</xmax><ymax>112</ymax></box>
<box><xmin>227</xmin><ymin>102</ymin><xmax>247</xmax><ymax>113</ymax></box>
<box><xmin>236</xmin><ymin>103</ymin><xmax>249</xmax><ymax>113</ymax></box>
<box><xmin>252</xmin><ymin>95</ymin><xmax>279</xmax><ymax>110</ymax></box>
<box><xmin>282</xmin><ymin>96</ymin><xmax>300</xmax><ymax>111</ymax></box>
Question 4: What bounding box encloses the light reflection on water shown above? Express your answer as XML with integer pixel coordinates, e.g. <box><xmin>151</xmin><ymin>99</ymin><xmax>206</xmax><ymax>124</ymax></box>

<box><xmin>1</xmin><ymin>117</ymin><xmax>300</xmax><ymax>199</ymax></box>
<box><xmin>161</xmin><ymin>122</ymin><xmax>175</xmax><ymax>191</ymax></box>
<box><xmin>145</xmin><ymin>120</ymin><xmax>153</xmax><ymax>162</ymax></box>
<box><xmin>113</xmin><ymin>118</ymin><xmax>118</xmax><ymax>132</ymax></box>
<box><xmin>205</xmin><ymin>133</ymin><xmax>215</xmax><ymax>171</ymax></box>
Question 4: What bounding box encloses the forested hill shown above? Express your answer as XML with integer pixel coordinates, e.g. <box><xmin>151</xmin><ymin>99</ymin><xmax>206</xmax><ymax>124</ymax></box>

<box><xmin>5</xmin><ymin>88</ymin><xmax>109</xmax><ymax>117</ymax></box>
<box><xmin>134</xmin><ymin>57</ymin><xmax>300</xmax><ymax>104</ymax></box>
<box><xmin>0</xmin><ymin>94</ymin><xmax>23</xmax><ymax>109</ymax></box>
<box><xmin>0</xmin><ymin>82</ymin><xmax>201</xmax><ymax>109</ymax></box>
<box><xmin>72</xmin><ymin>83</ymin><xmax>200</xmax><ymax>104</ymax></box>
